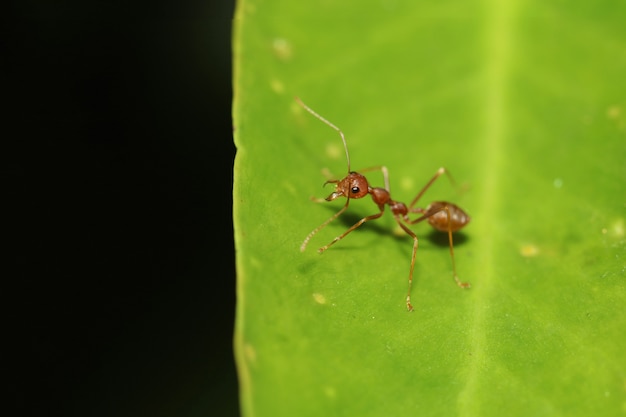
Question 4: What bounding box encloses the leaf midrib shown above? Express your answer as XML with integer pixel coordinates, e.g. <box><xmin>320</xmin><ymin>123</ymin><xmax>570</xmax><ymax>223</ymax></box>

<box><xmin>457</xmin><ymin>1</ymin><xmax>518</xmax><ymax>414</ymax></box>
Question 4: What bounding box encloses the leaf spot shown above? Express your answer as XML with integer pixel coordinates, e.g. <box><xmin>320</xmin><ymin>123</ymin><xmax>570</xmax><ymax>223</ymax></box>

<box><xmin>270</xmin><ymin>79</ymin><xmax>285</xmax><ymax>94</ymax></box>
<box><xmin>400</xmin><ymin>176</ymin><xmax>414</xmax><ymax>192</ymax></box>
<box><xmin>244</xmin><ymin>343</ymin><xmax>257</xmax><ymax>365</ymax></box>
<box><xmin>520</xmin><ymin>244</ymin><xmax>540</xmax><ymax>257</ymax></box>
<box><xmin>606</xmin><ymin>218</ymin><xmax>624</xmax><ymax>238</ymax></box>
<box><xmin>272</xmin><ymin>38</ymin><xmax>292</xmax><ymax>61</ymax></box>
<box><xmin>323</xmin><ymin>386</ymin><xmax>337</xmax><ymax>399</ymax></box>
<box><xmin>606</xmin><ymin>105</ymin><xmax>621</xmax><ymax>120</ymax></box>
<box><xmin>312</xmin><ymin>292</ymin><xmax>327</xmax><ymax>304</ymax></box>
<box><xmin>325</xmin><ymin>143</ymin><xmax>342</xmax><ymax>160</ymax></box>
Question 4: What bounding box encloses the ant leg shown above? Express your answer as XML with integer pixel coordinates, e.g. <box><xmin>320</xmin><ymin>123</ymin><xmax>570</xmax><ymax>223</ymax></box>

<box><xmin>410</xmin><ymin>205</ymin><xmax>470</xmax><ymax>288</ymax></box>
<box><xmin>300</xmin><ymin>201</ymin><xmax>350</xmax><ymax>252</ymax></box>
<box><xmin>408</xmin><ymin>167</ymin><xmax>456</xmax><ymax>209</ymax></box>
<box><xmin>395</xmin><ymin>219</ymin><xmax>418</xmax><ymax>312</ymax></box>
<box><xmin>441</xmin><ymin>206</ymin><xmax>470</xmax><ymax>288</ymax></box>
<box><xmin>318</xmin><ymin>209</ymin><xmax>384</xmax><ymax>253</ymax></box>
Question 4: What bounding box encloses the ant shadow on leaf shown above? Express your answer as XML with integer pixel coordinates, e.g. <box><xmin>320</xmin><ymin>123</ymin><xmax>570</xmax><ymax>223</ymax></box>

<box><xmin>425</xmin><ymin>229</ymin><xmax>470</xmax><ymax>247</ymax></box>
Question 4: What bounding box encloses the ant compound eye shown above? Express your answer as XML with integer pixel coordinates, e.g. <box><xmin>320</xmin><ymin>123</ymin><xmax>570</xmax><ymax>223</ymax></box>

<box><xmin>347</xmin><ymin>173</ymin><xmax>370</xmax><ymax>198</ymax></box>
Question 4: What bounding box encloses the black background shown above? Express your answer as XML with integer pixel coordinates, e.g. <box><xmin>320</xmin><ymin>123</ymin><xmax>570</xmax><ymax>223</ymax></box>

<box><xmin>7</xmin><ymin>1</ymin><xmax>238</xmax><ymax>416</ymax></box>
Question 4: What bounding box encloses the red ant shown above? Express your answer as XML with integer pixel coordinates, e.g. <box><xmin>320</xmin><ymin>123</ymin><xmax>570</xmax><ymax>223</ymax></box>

<box><xmin>296</xmin><ymin>97</ymin><xmax>471</xmax><ymax>312</ymax></box>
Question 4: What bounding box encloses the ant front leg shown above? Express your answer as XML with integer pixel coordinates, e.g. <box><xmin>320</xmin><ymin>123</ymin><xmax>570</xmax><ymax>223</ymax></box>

<box><xmin>300</xmin><ymin>200</ymin><xmax>350</xmax><ymax>252</ymax></box>
<box><xmin>410</xmin><ymin>202</ymin><xmax>471</xmax><ymax>289</ymax></box>
<box><xmin>318</xmin><ymin>208</ymin><xmax>385</xmax><ymax>253</ymax></box>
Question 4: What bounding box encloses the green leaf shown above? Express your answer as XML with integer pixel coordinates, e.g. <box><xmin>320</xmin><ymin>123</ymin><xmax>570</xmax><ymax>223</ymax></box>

<box><xmin>233</xmin><ymin>1</ymin><xmax>626</xmax><ymax>416</ymax></box>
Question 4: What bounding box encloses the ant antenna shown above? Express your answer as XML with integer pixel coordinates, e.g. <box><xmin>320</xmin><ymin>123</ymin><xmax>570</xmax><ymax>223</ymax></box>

<box><xmin>295</xmin><ymin>97</ymin><xmax>351</xmax><ymax>172</ymax></box>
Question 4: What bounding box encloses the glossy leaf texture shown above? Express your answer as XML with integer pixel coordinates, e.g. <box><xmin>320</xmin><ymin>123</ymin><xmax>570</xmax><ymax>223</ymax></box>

<box><xmin>233</xmin><ymin>1</ymin><xmax>626</xmax><ymax>416</ymax></box>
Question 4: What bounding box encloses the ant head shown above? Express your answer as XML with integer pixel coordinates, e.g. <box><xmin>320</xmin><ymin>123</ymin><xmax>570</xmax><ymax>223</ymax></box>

<box><xmin>324</xmin><ymin>172</ymin><xmax>369</xmax><ymax>201</ymax></box>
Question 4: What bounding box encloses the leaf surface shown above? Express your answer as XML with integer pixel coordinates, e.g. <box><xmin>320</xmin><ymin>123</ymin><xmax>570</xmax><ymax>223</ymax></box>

<box><xmin>233</xmin><ymin>2</ymin><xmax>626</xmax><ymax>416</ymax></box>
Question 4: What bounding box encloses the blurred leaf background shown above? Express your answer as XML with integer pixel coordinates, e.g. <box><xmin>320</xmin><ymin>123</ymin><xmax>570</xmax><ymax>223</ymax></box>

<box><xmin>233</xmin><ymin>1</ymin><xmax>626</xmax><ymax>416</ymax></box>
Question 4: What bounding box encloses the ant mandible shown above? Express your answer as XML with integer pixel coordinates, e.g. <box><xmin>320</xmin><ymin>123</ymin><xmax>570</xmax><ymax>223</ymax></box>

<box><xmin>296</xmin><ymin>97</ymin><xmax>471</xmax><ymax>312</ymax></box>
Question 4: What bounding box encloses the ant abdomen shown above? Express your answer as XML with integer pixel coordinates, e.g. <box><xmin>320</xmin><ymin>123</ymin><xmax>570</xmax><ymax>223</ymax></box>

<box><xmin>423</xmin><ymin>202</ymin><xmax>470</xmax><ymax>233</ymax></box>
